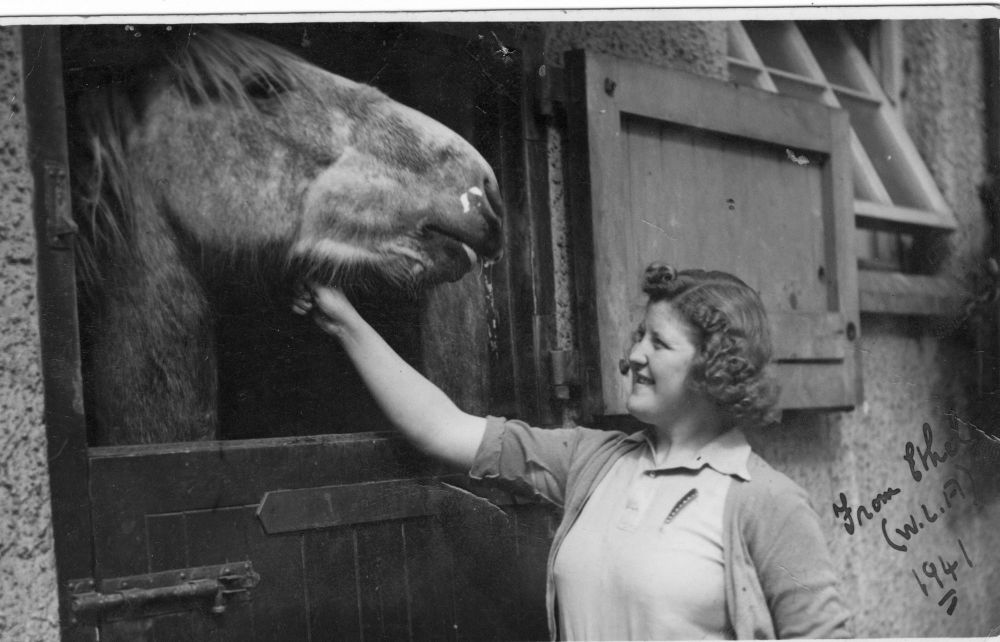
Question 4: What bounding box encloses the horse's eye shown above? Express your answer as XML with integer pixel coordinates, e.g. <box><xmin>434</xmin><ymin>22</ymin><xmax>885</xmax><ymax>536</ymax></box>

<box><xmin>243</xmin><ymin>74</ymin><xmax>288</xmax><ymax>100</ymax></box>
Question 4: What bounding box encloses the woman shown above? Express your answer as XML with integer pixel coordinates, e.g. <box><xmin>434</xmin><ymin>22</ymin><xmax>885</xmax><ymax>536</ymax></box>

<box><xmin>293</xmin><ymin>263</ymin><xmax>851</xmax><ymax>640</ymax></box>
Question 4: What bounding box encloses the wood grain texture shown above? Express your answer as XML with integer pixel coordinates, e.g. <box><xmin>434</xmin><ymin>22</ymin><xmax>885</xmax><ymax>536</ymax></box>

<box><xmin>565</xmin><ymin>50</ymin><xmax>861</xmax><ymax>415</ymax></box>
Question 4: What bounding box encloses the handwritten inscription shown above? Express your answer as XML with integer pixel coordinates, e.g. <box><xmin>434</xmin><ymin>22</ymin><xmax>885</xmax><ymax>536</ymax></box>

<box><xmin>832</xmin><ymin>418</ymin><xmax>991</xmax><ymax>621</ymax></box>
<box><xmin>910</xmin><ymin>539</ymin><xmax>974</xmax><ymax>615</ymax></box>
<box><xmin>833</xmin><ymin>421</ymin><xmax>984</xmax><ymax>548</ymax></box>
<box><xmin>903</xmin><ymin>422</ymin><xmax>974</xmax><ymax>482</ymax></box>
<box><xmin>832</xmin><ymin>486</ymin><xmax>901</xmax><ymax>535</ymax></box>
<box><xmin>881</xmin><ymin>477</ymin><xmax>968</xmax><ymax>552</ymax></box>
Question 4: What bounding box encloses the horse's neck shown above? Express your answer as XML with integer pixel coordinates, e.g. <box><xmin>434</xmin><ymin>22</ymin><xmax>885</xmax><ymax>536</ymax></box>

<box><xmin>90</xmin><ymin>217</ymin><xmax>218</xmax><ymax>445</ymax></box>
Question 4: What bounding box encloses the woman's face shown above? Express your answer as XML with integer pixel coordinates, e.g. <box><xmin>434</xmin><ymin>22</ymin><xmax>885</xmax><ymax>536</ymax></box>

<box><xmin>625</xmin><ymin>300</ymin><xmax>701</xmax><ymax>426</ymax></box>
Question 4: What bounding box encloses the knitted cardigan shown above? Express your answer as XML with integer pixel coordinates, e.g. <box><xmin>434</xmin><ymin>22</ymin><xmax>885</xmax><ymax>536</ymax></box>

<box><xmin>470</xmin><ymin>416</ymin><xmax>852</xmax><ymax>640</ymax></box>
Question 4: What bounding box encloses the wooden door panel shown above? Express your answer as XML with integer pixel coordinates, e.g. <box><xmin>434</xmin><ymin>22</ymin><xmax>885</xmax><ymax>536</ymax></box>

<box><xmin>624</xmin><ymin>117</ymin><xmax>828</xmax><ymax>314</ymax></box>
<box><xmin>357</xmin><ymin>522</ymin><xmax>410</xmax><ymax>641</ymax></box>
<box><xmin>34</xmin><ymin>24</ymin><xmax>546</xmax><ymax>641</ymax></box>
<box><xmin>566</xmin><ymin>49</ymin><xmax>860</xmax><ymax>416</ymax></box>
<box><xmin>146</xmin><ymin>513</ymin><xmax>188</xmax><ymax>573</ymax></box>
<box><xmin>86</xmin><ymin>435</ymin><xmax>551</xmax><ymax>641</ymax></box>
<box><xmin>302</xmin><ymin>527</ymin><xmax>363</xmax><ymax>640</ymax></box>
<box><xmin>403</xmin><ymin>519</ymin><xmax>459</xmax><ymax>641</ymax></box>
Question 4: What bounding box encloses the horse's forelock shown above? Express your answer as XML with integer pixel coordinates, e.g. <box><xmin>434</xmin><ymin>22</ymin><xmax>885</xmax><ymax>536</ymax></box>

<box><xmin>165</xmin><ymin>29</ymin><xmax>319</xmax><ymax>112</ymax></box>
<box><xmin>74</xmin><ymin>28</ymin><xmax>420</xmax><ymax>300</ymax></box>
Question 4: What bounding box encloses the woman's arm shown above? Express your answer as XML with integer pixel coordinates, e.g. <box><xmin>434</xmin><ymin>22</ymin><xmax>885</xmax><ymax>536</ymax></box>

<box><xmin>294</xmin><ymin>285</ymin><xmax>486</xmax><ymax>470</ymax></box>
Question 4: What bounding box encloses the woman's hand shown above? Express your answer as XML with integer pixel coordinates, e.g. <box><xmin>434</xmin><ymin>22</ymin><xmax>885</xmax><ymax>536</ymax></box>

<box><xmin>292</xmin><ymin>283</ymin><xmax>361</xmax><ymax>337</ymax></box>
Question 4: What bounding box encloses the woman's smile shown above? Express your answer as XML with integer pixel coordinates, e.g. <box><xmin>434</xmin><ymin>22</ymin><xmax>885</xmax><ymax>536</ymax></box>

<box><xmin>625</xmin><ymin>300</ymin><xmax>701</xmax><ymax>426</ymax></box>
<box><xmin>633</xmin><ymin>373</ymin><xmax>655</xmax><ymax>386</ymax></box>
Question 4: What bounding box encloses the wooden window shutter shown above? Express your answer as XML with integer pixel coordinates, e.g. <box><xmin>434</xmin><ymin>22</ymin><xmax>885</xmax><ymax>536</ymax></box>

<box><xmin>564</xmin><ymin>50</ymin><xmax>861</xmax><ymax>416</ymax></box>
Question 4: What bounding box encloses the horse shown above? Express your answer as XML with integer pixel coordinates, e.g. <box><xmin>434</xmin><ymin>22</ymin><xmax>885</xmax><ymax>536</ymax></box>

<box><xmin>69</xmin><ymin>28</ymin><xmax>504</xmax><ymax>446</ymax></box>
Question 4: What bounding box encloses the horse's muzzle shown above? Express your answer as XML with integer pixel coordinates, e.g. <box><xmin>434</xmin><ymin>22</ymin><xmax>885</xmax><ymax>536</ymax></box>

<box><xmin>479</xmin><ymin>176</ymin><xmax>505</xmax><ymax>262</ymax></box>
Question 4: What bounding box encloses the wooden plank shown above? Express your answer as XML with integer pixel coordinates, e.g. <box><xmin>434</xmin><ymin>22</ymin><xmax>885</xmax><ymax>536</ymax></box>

<box><xmin>303</xmin><ymin>528</ymin><xmax>363</xmax><ymax>641</ymax></box>
<box><xmin>356</xmin><ymin>523</ymin><xmax>410</xmax><ymax>642</ymax></box>
<box><xmin>89</xmin><ymin>433</ymin><xmax>438</xmax><ymax>516</ymax></box>
<box><xmin>855</xmin><ymin>199</ymin><xmax>957</xmax><ymax>231</ymax></box>
<box><xmin>146</xmin><ymin>513</ymin><xmax>188</xmax><ymax>574</ymax></box>
<box><xmin>821</xmin><ymin>108</ymin><xmax>862</xmax><ymax>406</ymax></box>
<box><xmin>858</xmin><ymin>270</ymin><xmax>966</xmax><ymax>316</ymax></box>
<box><xmin>256</xmin><ymin>479</ymin><xmax>507</xmax><ymax>534</ymax></box>
<box><xmin>625</xmin><ymin>113</ymin><xmax>668</xmax><ymax>383</ymax></box>
<box><xmin>563</xmin><ymin>49</ymin><xmax>616</xmax><ymax>419</ymax></box>
<box><xmin>515</xmin><ymin>45</ymin><xmax>559</xmax><ymax>424</ymax></box>
<box><xmin>447</xmin><ymin>504</ymin><xmax>520</xmax><ymax>642</ymax></box>
<box><xmin>403</xmin><ymin>519</ymin><xmax>458</xmax><ymax>641</ymax></box>
<box><xmin>246</xmin><ymin>531</ymin><xmax>308</xmax><ymax>641</ymax></box>
<box><xmin>585</xmin><ymin>51</ymin><xmax>837</xmax><ymax>153</ymax></box>
<box><xmin>508</xmin><ymin>506</ymin><xmax>554</xmax><ymax>640</ymax></box>
<box><xmin>831</xmin><ymin>25</ymin><xmax>955</xmax><ymax>220</ymax></box>
<box><xmin>580</xmin><ymin>50</ymin><xmax>637</xmax><ymax>417</ymax></box>
<box><xmin>485</xmin><ymin>74</ymin><xmax>528</xmax><ymax>421</ymax></box>
<box><xmin>520</xmin><ymin>35</ymin><xmax>559</xmax><ymax>423</ymax></box>
<box><xmin>88</xmin><ymin>434</ymin><xmax>436</xmax><ymax>583</ymax></box>
<box><xmin>92</xmin><ymin>502</ymin><xmax>148</xmax><ymax>579</ymax></box>
<box><xmin>771</xmin><ymin>312</ymin><xmax>846</xmax><ymax>361</ymax></box>
<box><xmin>777</xmin><ymin>362</ymin><xmax>854</xmax><ymax>410</ymax></box>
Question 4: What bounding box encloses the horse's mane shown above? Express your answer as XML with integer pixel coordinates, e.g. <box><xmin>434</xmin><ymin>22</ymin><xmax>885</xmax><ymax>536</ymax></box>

<box><xmin>70</xmin><ymin>28</ymin><xmax>318</xmax><ymax>291</ymax></box>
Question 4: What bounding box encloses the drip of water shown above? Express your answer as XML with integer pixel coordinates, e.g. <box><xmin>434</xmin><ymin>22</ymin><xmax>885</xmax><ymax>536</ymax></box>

<box><xmin>482</xmin><ymin>262</ymin><xmax>499</xmax><ymax>354</ymax></box>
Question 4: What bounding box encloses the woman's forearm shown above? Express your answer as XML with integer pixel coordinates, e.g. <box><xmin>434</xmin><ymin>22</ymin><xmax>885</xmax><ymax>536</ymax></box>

<box><xmin>335</xmin><ymin>311</ymin><xmax>486</xmax><ymax>470</ymax></box>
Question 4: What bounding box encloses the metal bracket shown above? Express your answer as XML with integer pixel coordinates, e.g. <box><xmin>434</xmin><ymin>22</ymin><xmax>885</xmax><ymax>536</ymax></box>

<box><xmin>42</xmin><ymin>161</ymin><xmax>78</xmax><ymax>250</ymax></box>
<box><xmin>534</xmin><ymin>64</ymin><xmax>566</xmax><ymax>118</ymax></box>
<box><xmin>549</xmin><ymin>348</ymin><xmax>579</xmax><ymax>400</ymax></box>
<box><xmin>67</xmin><ymin>561</ymin><xmax>260</xmax><ymax>623</ymax></box>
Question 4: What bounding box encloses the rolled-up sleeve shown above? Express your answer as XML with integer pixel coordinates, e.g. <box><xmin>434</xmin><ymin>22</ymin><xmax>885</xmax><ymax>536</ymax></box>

<box><xmin>469</xmin><ymin>416</ymin><xmax>592</xmax><ymax>508</ymax></box>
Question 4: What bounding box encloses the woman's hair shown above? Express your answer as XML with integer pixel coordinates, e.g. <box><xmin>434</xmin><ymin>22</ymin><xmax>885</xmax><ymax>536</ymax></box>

<box><xmin>641</xmin><ymin>262</ymin><xmax>780</xmax><ymax>428</ymax></box>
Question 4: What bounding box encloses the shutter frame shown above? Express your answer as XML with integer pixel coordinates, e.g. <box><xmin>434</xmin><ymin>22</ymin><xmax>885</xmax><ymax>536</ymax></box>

<box><xmin>564</xmin><ymin>49</ymin><xmax>861</xmax><ymax>416</ymax></box>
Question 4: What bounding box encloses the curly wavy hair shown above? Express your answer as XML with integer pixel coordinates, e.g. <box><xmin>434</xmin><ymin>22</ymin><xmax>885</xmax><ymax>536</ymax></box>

<box><xmin>640</xmin><ymin>262</ymin><xmax>780</xmax><ymax>428</ymax></box>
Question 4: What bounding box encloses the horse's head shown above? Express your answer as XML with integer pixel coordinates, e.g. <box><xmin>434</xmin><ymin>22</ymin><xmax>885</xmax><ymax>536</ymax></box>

<box><xmin>78</xmin><ymin>28</ymin><xmax>503</xmax><ymax>293</ymax></box>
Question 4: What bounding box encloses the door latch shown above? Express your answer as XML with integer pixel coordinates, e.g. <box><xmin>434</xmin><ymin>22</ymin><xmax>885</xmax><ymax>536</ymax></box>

<box><xmin>67</xmin><ymin>561</ymin><xmax>260</xmax><ymax>623</ymax></box>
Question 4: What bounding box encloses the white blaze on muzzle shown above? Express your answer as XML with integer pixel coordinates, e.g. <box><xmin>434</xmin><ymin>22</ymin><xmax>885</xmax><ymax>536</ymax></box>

<box><xmin>459</xmin><ymin>186</ymin><xmax>486</xmax><ymax>214</ymax></box>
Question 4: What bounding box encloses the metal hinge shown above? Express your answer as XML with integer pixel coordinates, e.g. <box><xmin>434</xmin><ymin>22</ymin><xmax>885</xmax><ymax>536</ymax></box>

<box><xmin>534</xmin><ymin>64</ymin><xmax>566</xmax><ymax>118</ymax></box>
<box><xmin>549</xmin><ymin>348</ymin><xmax>579</xmax><ymax>400</ymax></box>
<box><xmin>67</xmin><ymin>561</ymin><xmax>260</xmax><ymax>623</ymax></box>
<box><xmin>43</xmin><ymin>161</ymin><xmax>78</xmax><ymax>249</ymax></box>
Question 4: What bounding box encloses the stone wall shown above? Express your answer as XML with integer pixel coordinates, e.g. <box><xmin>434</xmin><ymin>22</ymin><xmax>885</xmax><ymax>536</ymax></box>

<box><xmin>0</xmin><ymin>25</ymin><xmax>60</xmax><ymax>642</ymax></box>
